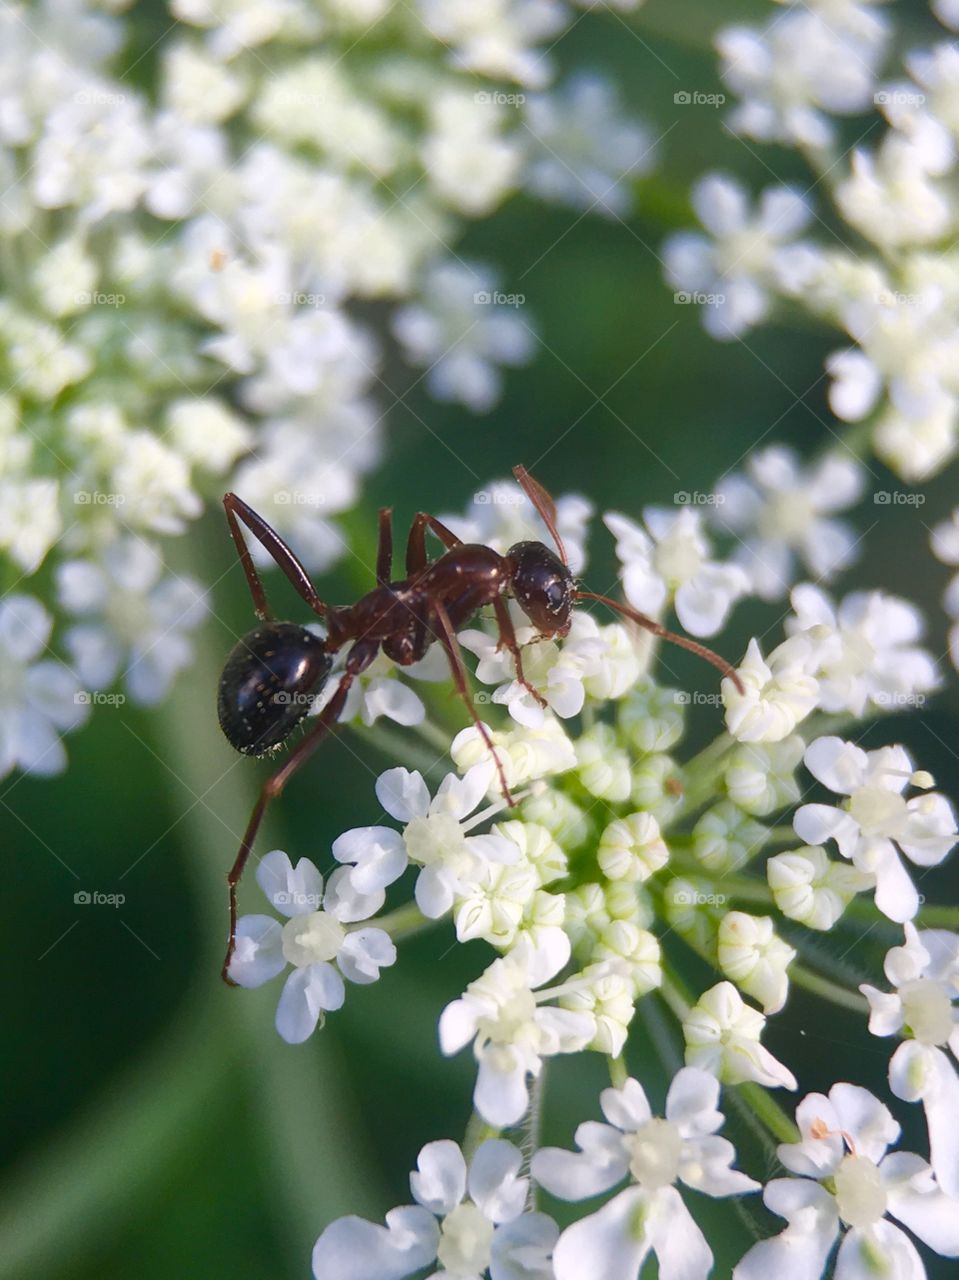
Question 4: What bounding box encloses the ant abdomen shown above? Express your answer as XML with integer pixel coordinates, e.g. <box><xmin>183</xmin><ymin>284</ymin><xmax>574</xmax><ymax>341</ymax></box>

<box><xmin>217</xmin><ymin>622</ymin><xmax>332</xmax><ymax>757</ymax></box>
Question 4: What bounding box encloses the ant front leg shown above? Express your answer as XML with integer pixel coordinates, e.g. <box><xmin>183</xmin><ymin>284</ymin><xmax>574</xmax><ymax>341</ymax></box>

<box><xmin>406</xmin><ymin>512</ymin><xmax>462</xmax><ymax>575</ymax></box>
<box><xmin>224</xmin><ymin>492</ymin><xmax>330</xmax><ymax>621</ymax></box>
<box><xmin>493</xmin><ymin>596</ymin><xmax>547</xmax><ymax>710</ymax></box>
<box><xmin>222</xmin><ymin>637</ymin><xmax>379</xmax><ymax>984</ymax></box>
<box><xmin>431</xmin><ymin>599</ymin><xmax>516</xmax><ymax>808</ymax></box>
<box><xmin>376</xmin><ymin>507</ymin><xmax>394</xmax><ymax>586</ymax></box>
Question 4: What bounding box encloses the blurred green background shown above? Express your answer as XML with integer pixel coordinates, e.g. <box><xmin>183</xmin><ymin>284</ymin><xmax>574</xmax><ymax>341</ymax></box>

<box><xmin>3</xmin><ymin>1</ymin><xmax>958</xmax><ymax>1276</ymax></box>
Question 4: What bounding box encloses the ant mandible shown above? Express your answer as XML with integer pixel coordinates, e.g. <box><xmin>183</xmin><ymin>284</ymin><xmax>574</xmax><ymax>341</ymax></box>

<box><xmin>216</xmin><ymin>466</ymin><xmax>743</xmax><ymax>984</ymax></box>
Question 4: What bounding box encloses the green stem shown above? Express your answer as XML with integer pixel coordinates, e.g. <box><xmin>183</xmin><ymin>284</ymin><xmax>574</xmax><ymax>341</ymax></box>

<box><xmin>348</xmin><ymin>721</ymin><xmax>448</xmax><ymax>776</ymax></box>
<box><xmin>737</xmin><ymin>1082</ymin><xmax>799</xmax><ymax>1145</ymax></box>
<box><xmin>607</xmin><ymin>1055</ymin><xmax>628</xmax><ymax>1088</ymax></box>
<box><xmin>375</xmin><ymin>900</ymin><xmax>436</xmax><ymax>941</ymax></box>
<box><xmin>463</xmin><ymin>1110</ymin><xmax>499</xmax><ymax>1161</ymax></box>
<box><xmin>917</xmin><ymin>904</ymin><xmax>959</xmax><ymax>928</ymax></box>
<box><xmin>789</xmin><ymin>963</ymin><xmax>869</xmax><ymax>1015</ymax></box>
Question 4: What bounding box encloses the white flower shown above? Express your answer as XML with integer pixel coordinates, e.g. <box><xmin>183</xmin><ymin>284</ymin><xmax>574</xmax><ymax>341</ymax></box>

<box><xmin>332</xmin><ymin>763</ymin><xmax>519</xmax><ymax>916</ymax></box>
<box><xmin>713</xmin><ymin>446</ymin><xmax>866</xmax><ymax>599</ymax></box>
<box><xmin>717</xmin><ymin>912</ymin><xmax>796</xmax><ymax>1013</ymax></box>
<box><xmin>768</xmin><ymin>844</ymin><xmax>871</xmax><ymax>930</ymax></box>
<box><xmin>0</xmin><ymin>595</ymin><xmax>88</xmax><ymax>779</ymax></box>
<box><xmin>735</xmin><ymin>1082</ymin><xmax>959</xmax><ymax>1280</ymax></box>
<box><xmin>665</xmin><ymin>175</ymin><xmax>820</xmax><ymax>340</ymax></box>
<box><xmin>618</xmin><ymin>677</ymin><xmax>685</xmax><ymax>754</ymax></box>
<box><xmin>417</xmin><ymin>0</ymin><xmax>566</xmax><ymax>89</ymax></box>
<box><xmin>605</xmin><ymin>507</ymin><xmax>749</xmax><ymax>637</ymax></box>
<box><xmin>683</xmin><ymin>981</ymin><xmax>798</xmax><ymax>1089</ymax></box>
<box><xmin>861</xmin><ymin>923</ymin><xmax>959</xmax><ymax>1196</ymax></box>
<box><xmin>786</xmin><ymin>583</ymin><xmax>940</xmax><ymax>717</ymax></box>
<box><xmin>56</xmin><ymin>539</ymin><xmax>207</xmax><ymax>706</ymax></box>
<box><xmin>523</xmin><ymin>72</ymin><xmax>655</xmax><ymax>218</ymax></box>
<box><xmin>692</xmin><ymin>800</ymin><xmax>769</xmax><ymax>875</ymax></box>
<box><xmin>312</xmin><ymin>1137</ymin><xmax>558</xmax><ymax>1280</ymax></box>
<box><xmin>392</xmin><ymin>260</ymin><xmax>534</xmax><ymax>412</ymax></box>
<box><xmin>718</xmin><ymin>9</ymin><xmax>888</xmax><ymax>150</ymax></box>
<box><xmin>722</xmin><ymin>636</ymin><xmax>819</xmax><ymax>743</ymax></box>
<box><xmin>421</xmin><ymin>90</ymin><xmax>523</xmax><ymax>215</ymax></box>
<box><xmin>794</xmin><ymin>737</ymin><xmax>958</xmax><ymax>922</ymax></box>
<box><xmin>597</xmin><ymin>811</ymin><xmax>668</xmax><ymax>883</ymax></box>
<box><xmin>439</xmin><ymin>943</ymin><xmax>595</xmax><ymax>1126</ymax></box>
<box><xmin>559</xmin><ymin>964</ymin><xmax>635</xmax><ymax>1056</ymax></box>
<box><xmin>228</xmin><ymin>851</ymin><xmax>395</xmax><ymax>1043</ymax></box>
<box><xmin>575</xmin><ymin>724</ymin><xmax>632</xmax><ymax>802</ymax></box>
<box><xmin>532</xmin><ymin>1069</ymin><xmax>759</xmax><ymax>1280</ymax></box>
<box><xmin>836</xmin><ymin>134</ymin><xmax>954</xmax><ymax>248</ymax></box>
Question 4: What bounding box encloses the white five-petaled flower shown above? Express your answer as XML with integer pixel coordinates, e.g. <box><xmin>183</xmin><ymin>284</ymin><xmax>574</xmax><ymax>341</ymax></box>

<box><xmin>532</xmin><ymin>1069</ymin><xmax>759</xmax><ymax>1280</ymax></box>
<box><xmin>683</xmin><ymin>981</ymin><xmax>797</xmax><ymax>1089</ymax></box>
<box><xmin>312</xmin><ymin>1137</ymin><xmax>558</xmax><ymax>1280</ymax></box>
<box><xmin>785</xmin><ymin>584</ymin><xmax>940</xmax><ymax>717</ymax></box>
<box><xmin>664</xmin><ymin>174</ymin><xmax>819</xmax><ymax>340</ymax></box>
<box><xmin>56</xmin><ymin>538</ymin><xmax>208</xmax><ymax>706</ymax></box>
<box><xmin>713</xmin><ymin>446</ymin><xmax>866</xmax><ymax>599</ymax></box>
<box><xmin>861</xmin><ymin>923</ymin><xmax>959</xmax><ymax>1197</ymax></box>
<box><xmin>605</xmin><ymin>507</ymin><xmax>749</xmax><ymax>638</ymax></box>
<box><xmin>228</xmin><ymin>850</ymin><xmax>395</xmax><ymax>1044</ymax></box>
<box><xmin>734</xmin><ymin>1082</ymin><xmax>959</xmax><ymax>1280</ymax></box>
<box><xmin>0</xmin><ymin>594</ymin><xmax>88</xmax><ymax>779</ymax></box>
<box><xmin>391</xmin><ymin>260</ymin><xmax>535</xmax><ymax>413</ymax></box>
<box><xmin>332</xmin><ymin>763</ymin><xmax>520</xmax><ymax>917</ymax></box>
<box><xmin>722</xmin><ymin>635</ymin><xmax>819</xmax><ymax>743</ymax></box>
<box><xmin>794</xmin><ymin>737</ymin><xmax>958</xmax><ymax>922</ymax></box>
<box><xmin>439</xmin><ymin>943</ymin><xmax>596</xmax><ymax>1127</ymax></box>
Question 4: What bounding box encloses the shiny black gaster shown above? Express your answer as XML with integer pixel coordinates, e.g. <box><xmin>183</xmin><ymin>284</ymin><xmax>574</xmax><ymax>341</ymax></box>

<box><xmin>217</xmin><ymin>622</ymin><xmax>332</xmax><ymax>756</ymax></box>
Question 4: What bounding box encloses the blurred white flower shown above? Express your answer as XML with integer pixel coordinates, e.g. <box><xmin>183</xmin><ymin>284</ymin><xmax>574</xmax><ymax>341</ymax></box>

<box><xmin>684</xmin><ymin>980</ymin><xmax>798</xmax><ymax>1089</ymax></box>
<box><xmin>665</xmin><ymin>175</ymin><xmax>820</xmax><ymax>340</ymax></box>
<box><xmin>722</xmin><ymin>635</ymin><xmax>819</xmax><ymax>743</ymax></box>
<box><xmin>0</xmin><ymin>595</ymin><xmax>88</xmax><ymax>779</ymax></box>
<box><xmin>713</xmin><ymin>446</ymin><xmax>866</xmax><ymax>599</ymax></box>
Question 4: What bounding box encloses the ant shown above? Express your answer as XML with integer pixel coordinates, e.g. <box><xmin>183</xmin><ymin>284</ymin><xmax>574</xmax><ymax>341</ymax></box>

<box><xmin>216</xmin><ymin>466</ymin><xmax>743</xmax><ymax>984</ymax></box>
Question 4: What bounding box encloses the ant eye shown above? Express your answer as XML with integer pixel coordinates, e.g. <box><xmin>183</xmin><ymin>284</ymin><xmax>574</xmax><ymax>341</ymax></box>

<box><xmin>546</xmin><ymin>581</ymin><xmax>566</xmax><ymax>611</ymax></box>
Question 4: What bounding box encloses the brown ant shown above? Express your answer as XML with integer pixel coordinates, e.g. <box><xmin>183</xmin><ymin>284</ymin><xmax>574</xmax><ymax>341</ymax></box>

<box><xmin>216</xmin><ymin>466</ymin><xmax>743</xmax><ymax>983</ymax></box>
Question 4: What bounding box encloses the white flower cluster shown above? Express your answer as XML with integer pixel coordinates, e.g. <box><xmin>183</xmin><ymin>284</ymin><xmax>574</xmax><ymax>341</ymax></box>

<box><xmin>0</xmin><ymin>0</ymin><xmax>654</xmax><ymax>780</ymax></box>
<box><xmin>667</xmin><ymin>0</ymin><xmax>959</xmax><ymax>483</ymax></box>
<box><xmin>218</xmin><ymin>462</ymin><xmax>959</xmax><ymax>1279</ymax></box>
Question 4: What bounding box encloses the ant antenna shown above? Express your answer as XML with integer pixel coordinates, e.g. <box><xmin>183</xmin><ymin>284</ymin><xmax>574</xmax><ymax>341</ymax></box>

<box><xmin>512</xmin><ymin>465</ymin><xmax>569</xmax><ymax>567</ymax></box>
<box><xmin>575</xmin><ymin>591</ymin><xmax>745</xmax><ymax>694</ymax></box>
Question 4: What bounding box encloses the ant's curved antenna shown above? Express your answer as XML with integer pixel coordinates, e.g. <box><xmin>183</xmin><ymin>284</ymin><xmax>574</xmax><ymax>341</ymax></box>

<box><xmin>575</xmin><ymin>591</ymin><xmax>745</xmax><ymax>693</ymax></box>
<box><xmin>512</xmin><ymin>464</ymin><xmax>569</xmax><ymax>567</ymax></box>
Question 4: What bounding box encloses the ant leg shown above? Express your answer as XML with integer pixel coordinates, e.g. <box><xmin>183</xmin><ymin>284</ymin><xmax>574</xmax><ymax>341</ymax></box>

<box><xmin>431</xmin><ymin>599</ymin><xmax>515</xmax><ymax>807</ymax></box>
<box><xmin>224</xmin><ymin>492</ymin><xmax>329</xmax><ymax>622</ymax></box>
<box><xmin>574</xmin><ymin>590</ymin><xmax>745</xmax><ymax>694</ymax></box>
<box><xmin>376</xmin><ymin>507</ymin><xmax>394</xmax><ymax>586</ymax></box>
<box><xmin>512</xmin><ymin>465</ymin><xmax>569</xmax><ymax>568</ymax></box>
<box><xmin>493</xmin><ymin>596</ymin><xmax>547</xmax><ymax>709</ymax></box>
<box><xmin>222</xmin><ymin>638</ymin><xmax>379</xmax><ymax>984</ymax></box>
<box><xmin>406</xmin><ymin>512</ymin><xmax>462</xmax><ymax>575</ymax></box>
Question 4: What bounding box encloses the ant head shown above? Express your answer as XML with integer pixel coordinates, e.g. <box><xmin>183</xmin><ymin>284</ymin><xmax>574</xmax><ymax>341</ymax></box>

<box><xmin>506</xmin><ymin>539</ymin><xmax>574</xmax><ymax>637</ymax></box>
<box><xmin>217</xmin><ymin>621</ymin><xmax>332</xmax><ymax>756</ymax></box>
